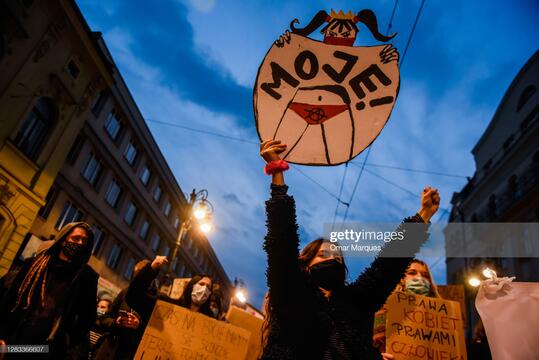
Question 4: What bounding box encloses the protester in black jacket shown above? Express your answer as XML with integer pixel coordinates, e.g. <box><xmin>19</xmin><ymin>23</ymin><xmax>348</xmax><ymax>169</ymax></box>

<box><xmin>259</xmin><ymin>140</ymin><xmax>440</xmax><ymax>360</ymax></box>
<box><xmin>0</xmin><ymin>222</ymin><xmax>97</xmax><ymax>359</ymax></box>
<box><xmin>124</xmin><ymin>256</ymin><xmax>215</xmax><ymax>346</ymax></box>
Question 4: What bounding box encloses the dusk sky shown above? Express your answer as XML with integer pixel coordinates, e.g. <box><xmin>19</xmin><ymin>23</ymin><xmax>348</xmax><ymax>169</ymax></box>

<box><xmin>77</xmin><ymin>0</ymin><xmax>539</xmax><ymax>307</ymax></box>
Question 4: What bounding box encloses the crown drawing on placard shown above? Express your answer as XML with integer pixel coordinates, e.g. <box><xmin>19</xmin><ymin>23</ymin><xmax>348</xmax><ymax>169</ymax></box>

<box><xmin>330</xmin><ymin>9</ymin><xmax>355</xmax><ymax>20</ymax></box>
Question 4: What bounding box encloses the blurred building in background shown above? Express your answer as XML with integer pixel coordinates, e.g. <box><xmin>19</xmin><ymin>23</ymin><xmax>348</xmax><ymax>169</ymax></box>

<box><xmin>0</xmin><ymin>0</ymin><xmax>230</xmax><ymax>298</ymax></box>
<box><xmin>445</xmin><ymin>50</ymin><xmax>539</xmax><ymax>339</ymax></box>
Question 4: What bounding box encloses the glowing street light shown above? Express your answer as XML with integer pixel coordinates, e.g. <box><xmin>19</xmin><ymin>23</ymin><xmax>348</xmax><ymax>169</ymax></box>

<box><xmin>166</xmin><ymin>189</ymin><xmax>214</xmax><ymax>276</ymax></box>
<box><xmin>235</xmin><ymin>289</ymin><xmax>247</xmax><ymax>304</ymax></box>
<box><xmin>200</xmin><ymin>221</ymin><xmax>212</xmax><ymax>234</ymax></box>
<box><xmin>194</xmin><ymin>200</ymin><xmax>211</xmax><ymax>220</ymax></box>
<box><xmin>194</xmin><ymin>208</ymin><xmax>206</xmax><ymax>220</ymax></box>
<box><xmin>468</xmin><ymin>277</ymin><xmax>481</xmax><ymax>287</ymax></box>
<box><xmin>482</xmin><ymin>267</ymin><xmax>497</xmax><ymax>279</ymax></box>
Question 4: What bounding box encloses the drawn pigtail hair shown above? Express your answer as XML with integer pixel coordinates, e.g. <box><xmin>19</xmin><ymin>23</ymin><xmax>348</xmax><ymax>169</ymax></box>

<box><xmin>290</xmin><ymin>10</ymin><xmax>329</xmax><ymax>36</ymax></box>
<box><xmin>354</xmin><ymin>9</ymin><xmax>396</xmax><ymax>42</ymax></box>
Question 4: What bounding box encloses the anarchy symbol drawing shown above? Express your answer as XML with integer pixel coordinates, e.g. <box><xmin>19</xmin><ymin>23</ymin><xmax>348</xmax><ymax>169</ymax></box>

<box><xmin>253</xmin><ymin>9</ymin><xmax>400</xmax><ymax>166</ymax></box>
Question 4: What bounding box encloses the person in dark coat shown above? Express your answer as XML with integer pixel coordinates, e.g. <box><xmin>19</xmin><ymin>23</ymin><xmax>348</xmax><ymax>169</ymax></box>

<box><xmin>125</xmin><ymin>256</ymin><xmax>215</xmax><ymax>319</ymax></box>
<box><xmin>92</xmin><ymin>261</ymin><xmax>146</xmax><ymax>360</ymax></box>
<box><xmin>0</xmin><ymin>222</ymin><xmax>98</xmax><ymax>359</ymax></box>
<box><xmin>259</xmin><ymin>140</ymin><xmax>440</xmax><ymax>360</ymax></box>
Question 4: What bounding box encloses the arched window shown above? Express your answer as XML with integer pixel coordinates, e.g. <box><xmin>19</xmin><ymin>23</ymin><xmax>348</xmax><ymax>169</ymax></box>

<box><xmin>517</xmin><ymin>85</ymin><xmax>536</xmax><ymax>112</ymax></box>
<box><xmin>13</xmin><ymin>98</ymin><xmax>57</xmax><ymax>161</ymax></box>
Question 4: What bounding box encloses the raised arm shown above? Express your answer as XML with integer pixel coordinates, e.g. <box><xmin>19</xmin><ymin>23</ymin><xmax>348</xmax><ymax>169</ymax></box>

<box><xmin>261</xmin><ymin>140</ymin><xmax>304</xmax><ymax>327</ymax></box>
<box><xmin>347</xmin><ymin>187</ymin><xmax>440</xmax><ymax>312</ymax></box>
<box><xmin>125</xmin><ymin>256</ymin><xmax>167</xmax><ymax>319</ymax></box>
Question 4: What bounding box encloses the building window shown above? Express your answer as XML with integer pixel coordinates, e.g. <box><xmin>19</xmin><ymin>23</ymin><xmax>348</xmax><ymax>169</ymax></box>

<box><xmin>517</xmin><ymin>85</ymin><xmax>536</xmax><ymax>112</ymax></box>
<box><xmin>107</xmin><ymin>243</ymin><xmax>123</xmax><ymax>269</ymax></box>
<box><xmin>124</xmin><ymin>141</ymin><xmax>138</xmax><ymax>166</ymax></box>
<box><xmin>174</xmin><ymin>217</ymin><xmax>180</xmax><ymax>229</ymax></box>
<box><xmin>92</xmin><ymin>225</ymin><xmax>105</xmax><ymax>255</ymax></box>
<box><xmin>521</xmin><ymin>105</ymin><xmax>538</xmax><ymax>131</ymax></box>
<box><xmin>163</xmin><ymin>200</ymin><xmax>171</xmax><ymax>217</ymax></box>
<box><xmin>65</xmin><ymin>59</ymin><xmax>80</xmax><ymax>79</ymax></box>
<box><xmin>124</xmin><ymin>257</ymin><xmax>136</xmax><ymax>280</ymax></box>
<box><xmin>176</xmin><ymin>262</ymin><xmax>185</xmax><ymax>277</ymax></box>
<box><xmin>81</xmin><ymin>153</ymin><xmax>103</xmax><ymax>187</ymax></box>
<box><xmin>91</xmin><ymin>90</ymin><xmax>108</xmax><ymax>116</ymax></box>
<box><xmin>139</xmin><ymin>219</ymin><xmax>150</xmax><ymax>240</ymax></box>
<box><xmin>163</xmin><ymin>245</ymin><xmax>170</xmax><ymax>257</ymax></box>
<box><xmin>151</xmin><ymin>234</ymin><xmax>161</xmax><ymax>252</ymax></box>
<box><xmin>38</xmin><ymin>186</ymin><xmax>57</xmax><ymax>219</ymax></box>
<box><xmin>153</xmin><ymin>184</ymin><xmax>162</xmax><ymax>203</ymax></box>
<box><xmin>105</xmin><ymin>180</ymin><xmax>122</xmax><ymax>208</ymax></box>
<box><xmin>65</xmin><ymin>134</ymin><xmax>84</xmax><ymax>165</ymax></box>
<box><xmin>502</xmin><ymin>135</ymin><xmax>514</xmax><ymax>153</ymax></box>
<box><xmin>140</xmin><ymin>165</ymin><xmax>151</xmax><ymax>186</ymax></box>
<box><xmin>104</xmin><ymin>111</ymin><xmax>122</xmax><ymax>142</ymax></box>
<box><xmin>55</xmin><ymin>201</ymin><xmax>84</xmax><ymax>229</ymax></box>
<box><xmin>124</xmin><ymin>201</ymin><xmax>138</xmax><ymax>226</ymax></box>
<box><xmin>13</xmin><ymin>98</ymin><xmax>56</xmax><ymax>161</ymax></box>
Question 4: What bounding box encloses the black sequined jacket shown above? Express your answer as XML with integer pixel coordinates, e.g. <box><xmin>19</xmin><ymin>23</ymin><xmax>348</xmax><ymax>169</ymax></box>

<box><xmin>260</xmin><ymin>184</ymin><xmax>430</xmax><ymax>360</ymax></box>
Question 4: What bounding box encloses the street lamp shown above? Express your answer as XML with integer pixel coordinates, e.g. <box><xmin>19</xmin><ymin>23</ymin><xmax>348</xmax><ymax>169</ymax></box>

<box><xmin>235</xmin><ymin>289</ymin><xmax>247</xmax><ymax>304</ymax></box>
<box><xmin>166</xmin><ymin>189</ymin><xmax>214</xmax><ymax>276</ymax></box>
<box><xmin>468</xmin><ymin>277</ymin><xmax>481</xmax><ymax>287</ymax></box>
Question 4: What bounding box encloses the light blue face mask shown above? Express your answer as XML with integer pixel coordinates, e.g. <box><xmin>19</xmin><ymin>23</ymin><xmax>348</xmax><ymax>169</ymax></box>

<box><xmin>405</xmin><ymin>278</ymin><xmax>431</xmax><ymax>296</ymax></box>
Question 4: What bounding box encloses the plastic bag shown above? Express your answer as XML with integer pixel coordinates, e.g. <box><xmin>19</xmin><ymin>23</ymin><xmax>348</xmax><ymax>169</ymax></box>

<box><xmin>476</xmin><ymin>278</ymin><xmax>539</xmax><ymax>360</ymax></box>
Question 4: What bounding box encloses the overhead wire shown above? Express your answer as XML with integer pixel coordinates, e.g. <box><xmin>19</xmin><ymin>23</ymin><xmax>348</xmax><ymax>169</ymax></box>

<box><xmin>332</xmin><ymin>162</ymin><xmax>349</xmax><ymax>230</ymax></box>
<box><xmin>331</xmin><ymin>0</ymin><xmax>402</xmax><ymax>227</ymax></box>
<box><xmin>400</xmin><ymin>0</ymin><xmax>426</xmax><ymax>69</ymax></box>
<box><xmin>146</xmin><ymin>118</ymin><xmax>259</xmax><ymax>145</ymax></box>
<box><xmin>340</xmin><ymin>0</ymin><xmax>427</xmax><ymax>223</ymax></box>
<box><xmin>145</xmin><ymin>117</ymin><xmax>463</xmax><ymax>208</ymax></box>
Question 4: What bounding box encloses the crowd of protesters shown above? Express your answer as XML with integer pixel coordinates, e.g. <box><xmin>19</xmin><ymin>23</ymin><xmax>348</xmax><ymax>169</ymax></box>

<box><xmin>0</xmin><ymin>140</ymin><xmax>495</xmax><ymax>360</ymax></box>
<box><xmin>0</xmin><ymin>222</ymin><xmax>225</xmax><ymax>360</ymax></box>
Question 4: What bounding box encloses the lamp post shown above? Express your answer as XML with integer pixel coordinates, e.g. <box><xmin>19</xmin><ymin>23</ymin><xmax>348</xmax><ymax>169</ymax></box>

<box><xmin>166</xmin><ymin>189</ymin><xmax>214</xmax><ymax>276</ymax></box>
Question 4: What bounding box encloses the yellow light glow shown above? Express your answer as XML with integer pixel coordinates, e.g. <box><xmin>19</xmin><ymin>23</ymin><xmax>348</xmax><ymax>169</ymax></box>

<box><xmin>235</xmin><ymin>290</ymin><xmax>247</xmax><ymax>303</ymax></box>
<box><xmin>482</xmin><ymin>267</ymin><xmax>496</xmax><ymax>279</ymax></box>
<box><xmin>468</xmin><ymin>277</ymin><xmax>481</xmax><ymax>287</ymax></box>
<box><xmin>194</xmin><ymin>208</ymin><xmax>206</xmax><ymax>220</ymax></box>
<box><xmin>200</xmin><ymin>222</ymin><xmax>212</xmax><ymax>233</ymax></box>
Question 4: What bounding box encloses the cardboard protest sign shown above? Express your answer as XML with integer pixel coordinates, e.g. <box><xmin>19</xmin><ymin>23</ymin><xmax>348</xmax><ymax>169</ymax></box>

<box><xmin>436</xmin><ymin>285</ymin><xmax>466</xmax><ymax>327</ymax></box>
<box><xmin>169</xmin><ymin>278</ymin><xmax>191</xmax><ymax>300</ymax></box>
<box><xmin>226</xmin><ymin>305</ymin><xmax>264</xmax><ymax>360</ymax></box>
<box><xmin>385</xmin><ymin>292</ymin><xmax>467</xmax><ymax>360</ymax></box>
<box><xmin>135</xmin><ymin>300</ymin><xmax>251</xmax><ymax>360</ymax></box>
<box><xmin>254</xmin><ymin>9</ymin><xmax>399</xmax><ymax>165</ymax></box>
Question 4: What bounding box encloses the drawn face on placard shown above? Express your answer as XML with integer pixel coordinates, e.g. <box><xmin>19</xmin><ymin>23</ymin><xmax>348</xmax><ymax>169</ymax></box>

<box><xmin>321</xmin><ymin>18</ymin><xmax>359</xmax><ymax>46</ymax></box>
<box><xmin>254</xmin><ymin>9</ymin><xmax>400</xmax><ymax>165</ymax></box>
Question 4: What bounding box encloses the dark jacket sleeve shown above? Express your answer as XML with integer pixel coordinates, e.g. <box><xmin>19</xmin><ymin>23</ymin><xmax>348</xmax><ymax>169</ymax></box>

<box><xmin>0</xmin><ymin>259</ymin><xmax>34</xmax><ymax>340</ymax></box>
<box><xmin>65</xmin><ymin>267</ymin><xmax>99</xmax><ymax>359</ymax></box>
<box><xmin>347</xmin><ymin>214</ymin><xmax>430</xmax><ymax>313</ymax></box>
<box><xmin>263</xmin><ymin>184</ymin><xmax>306</xmax><ymax>328</ymax></box>
<box><xmin>125</xmin><ymin>263</ymin><xmax>158</xmax><ymax>320</ymax></box>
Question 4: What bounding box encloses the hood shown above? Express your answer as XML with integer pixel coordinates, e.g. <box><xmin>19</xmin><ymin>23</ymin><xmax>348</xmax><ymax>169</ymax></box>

<box><xmin>41</xmin><ymin>221</ymin><xmax>95</xmax><ymax>266</ymax></box>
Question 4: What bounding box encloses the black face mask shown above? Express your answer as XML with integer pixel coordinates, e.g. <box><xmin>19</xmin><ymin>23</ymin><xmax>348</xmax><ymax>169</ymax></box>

<box><xmin>309</xmin><ymin>259</ymin><xmax>345</xmax><ymax>290</ymax></box>
<box><xmin>61</xmin><ymin>241</ymin><xmax>86</xmax><ymax>262</ymax></box>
